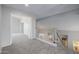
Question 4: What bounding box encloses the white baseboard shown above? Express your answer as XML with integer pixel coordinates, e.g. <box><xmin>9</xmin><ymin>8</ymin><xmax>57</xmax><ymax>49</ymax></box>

<box><xmin>37</xmin><ymin>38</ymin><xmax>57</xmax><ymax>47</ymax></box>
<box><xmin>0</xmin><ymin>41</ymin><xmax>12</xmax><ymax>53</ymax></box>
<box><xmin>1</xmin><ymin>42</ymin><xmax>12</xmax><ymax>48</ymax></box>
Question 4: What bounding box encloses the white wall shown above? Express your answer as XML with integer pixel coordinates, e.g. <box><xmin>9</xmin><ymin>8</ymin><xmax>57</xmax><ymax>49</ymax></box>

<box><xmin>0</xmin><ymin>5</ymin><xmax>1</xmax><ymax>44</ymax></box>
<box><xmin>38</xmin><ymin>9</ymin><xmax>79</xmax><ymax>31</ymax></box>
<box><xmin>11</xmin><ymin>14</ymin><xmax>36</xmax><ymax>39</ymax></box>
<box><xmin>20</xmin><ymin>23</ymin><xmax>24</xmax><ymax>33</ymax></box>
<box><xmin>0</xmin><ymin>5</ymin><xmax>2</xmax><ymax>53</ymax></box>
<box><xmin>23</xmin><ymin>17</ymin><xmax>36</xmax><ymax>39</ymax></box>
<box><xmin>12</xmin><ymin>17</ymin><xmax>23</xmax><ymax>34</ymax></box>
<box><xmin>32</xmin><ymin>17</ymin><xmax>36</xmax><ymax>39</ymax></box>
<box><xmin>38</xmin><ymin>9</ymin><xmax>79</xmax><ymax>50</ymax></box>
<box><xmin>24</xmin><ymin>21</ymin><xmax>31</xmax><ymax>38</ymax></box>
<box><xmin>0</xmin><ymin>5</ymin><xmax>36</xmax><ymax>48</ymax></box>
<box><xmin>0</xmin><ymin>5</ymin><xmax>36</xmax><ymax>53</ymax></box>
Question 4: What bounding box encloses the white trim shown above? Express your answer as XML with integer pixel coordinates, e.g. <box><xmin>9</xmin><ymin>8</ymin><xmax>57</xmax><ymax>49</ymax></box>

<box><xmin>0</xmin><ymin>42</ymin><xmax>12</xmax><ymax>53</ymax></box>
<box><xmin>0</xmin><ymin>42</ymin><xmax>12</xmax><ymax>48</ymax></box>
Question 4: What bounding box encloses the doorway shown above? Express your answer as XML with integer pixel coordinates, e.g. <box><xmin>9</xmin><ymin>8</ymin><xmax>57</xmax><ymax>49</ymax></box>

<box><xmin>10</xmin><ymin>13</ymin><xmax>36</xmax><ymax>44</ymax></box>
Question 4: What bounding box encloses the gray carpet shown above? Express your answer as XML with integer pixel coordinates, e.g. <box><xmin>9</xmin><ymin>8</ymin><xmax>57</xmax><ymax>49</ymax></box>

<box><xmin>1</xmin><ymin>34</ymin><xmax>73</xmax><ymax>54</ymax></box>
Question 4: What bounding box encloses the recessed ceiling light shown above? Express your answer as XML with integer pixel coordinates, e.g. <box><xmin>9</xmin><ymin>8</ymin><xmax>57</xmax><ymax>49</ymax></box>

<box><xmin>25</xmin><ymin>4</ymin><xmax>29</xmax><ymax>7</ymax></box>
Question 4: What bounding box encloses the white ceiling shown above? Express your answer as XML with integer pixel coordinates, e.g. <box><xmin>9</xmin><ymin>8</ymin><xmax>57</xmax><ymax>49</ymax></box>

<box><xmin>4</xmin><ymin>4</ymin><xmax>79</xmax><ymax>20</ymax></box>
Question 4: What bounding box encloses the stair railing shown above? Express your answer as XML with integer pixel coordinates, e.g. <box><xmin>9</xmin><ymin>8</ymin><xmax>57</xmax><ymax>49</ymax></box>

<box><xmin>56</xmin><ymin>32</ymin><xmax>65</xmax><ymax>48</ymax></box>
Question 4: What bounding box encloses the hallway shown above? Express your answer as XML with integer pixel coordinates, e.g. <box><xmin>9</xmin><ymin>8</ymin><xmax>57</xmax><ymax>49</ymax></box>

<box><xmin>1</xmin><ymin>34</ymin><xmax>73</xmax><ymax>54</ymax></box>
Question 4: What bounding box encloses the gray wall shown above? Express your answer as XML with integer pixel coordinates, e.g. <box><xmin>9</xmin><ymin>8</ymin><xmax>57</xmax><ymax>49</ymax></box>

<box><xmin>38</xmin><ymin>9</ymin><xmax>79</xmax><ymax>50</ymax></box>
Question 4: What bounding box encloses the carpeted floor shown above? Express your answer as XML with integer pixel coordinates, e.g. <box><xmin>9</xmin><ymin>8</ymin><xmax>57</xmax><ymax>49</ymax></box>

<box><xmin>1</xmin><ymin>34</ymin><xmax>73</xmax><ymax>54</ymax></box>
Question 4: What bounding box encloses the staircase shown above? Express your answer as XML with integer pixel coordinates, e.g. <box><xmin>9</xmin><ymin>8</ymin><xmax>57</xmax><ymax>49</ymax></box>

<box><xmin>52</xmin><ymin>29</ymin><xmax>69</xmax><ymax>50</ymax></box>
